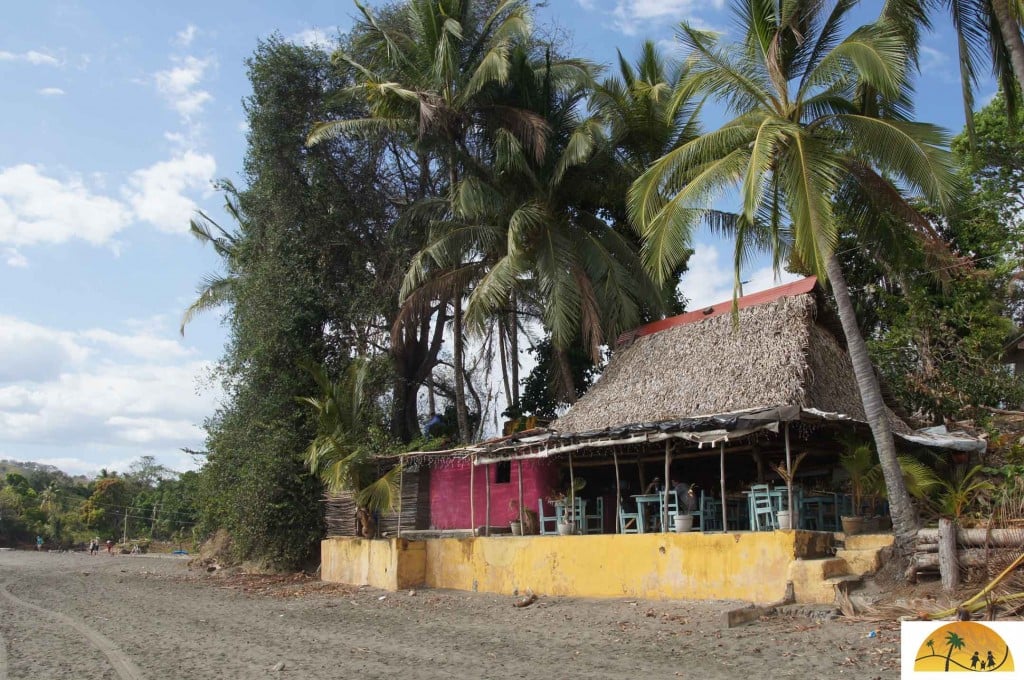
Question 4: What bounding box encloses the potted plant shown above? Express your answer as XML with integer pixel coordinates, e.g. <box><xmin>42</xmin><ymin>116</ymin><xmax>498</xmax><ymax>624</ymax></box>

<box><xmin>508</xmin><ymin>499</ymin><xmax>524</xmax><ymax>535</ymax></box>
<box><xmin>839</xmin><ymin>439</ymin><xmax>874</xmax><ymax>535</ymax></box>
<box><xmin>770</xmin><ymin>452</ymin><xmax>808</xmax><ymax>530</ymax></box>
<box><xmin>672</xmin><ymin>483</ymin><xmax>697</xmax><ymax>532</ymax></box>
<box><xmin>553</xmin><ymin>479</ymin><xmax>586</xmax><ymax>535</ymax></box>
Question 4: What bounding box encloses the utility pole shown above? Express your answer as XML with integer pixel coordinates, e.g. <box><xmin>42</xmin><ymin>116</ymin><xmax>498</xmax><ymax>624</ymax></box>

<box><xmin>150</xmin><ymin>503</ymin><xmax>159</xmax><ymax>539</ymax></box>
<box><xmin>122</xmin><ymin>510</ymin><xmax>128</xmax><ymax>545</ymax></box>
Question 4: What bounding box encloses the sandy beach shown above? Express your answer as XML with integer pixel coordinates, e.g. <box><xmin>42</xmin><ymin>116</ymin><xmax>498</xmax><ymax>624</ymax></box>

<box><xmin>0</xmin><ymin>550</ymin><xmax>899</xmax><ymax>679</ymax></box>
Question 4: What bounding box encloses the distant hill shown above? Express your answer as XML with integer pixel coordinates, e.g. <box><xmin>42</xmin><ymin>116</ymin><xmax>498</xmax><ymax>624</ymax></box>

<box><xmin>0</xmin><ymin>459</ymin><xmax>92</xmax><ymax>485</ymax></box>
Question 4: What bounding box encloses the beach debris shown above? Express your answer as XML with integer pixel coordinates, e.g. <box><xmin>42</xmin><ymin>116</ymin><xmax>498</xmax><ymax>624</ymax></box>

<box><xmin>378</xmin><ymin>595</ymin><xmax>386</xmax><ymax>601</ymax></box>
<box><xmin>866</xmin><ymin>630</ymin><xmax>877</xmax><ymax>638</ymax></box>
<box><xmin>513</xmin><ymin>590</ymin><xmax>537</xmax><ymax>608</ymax></box>
<box><xmin>408</xmin><ymin>589</ymin><xmax>416</xmax><ymax>596</ymax></box>
<box><xmin>271</xmin><ymin>661</ymin><xmax>286</xmax><ymax>672</ymax></box>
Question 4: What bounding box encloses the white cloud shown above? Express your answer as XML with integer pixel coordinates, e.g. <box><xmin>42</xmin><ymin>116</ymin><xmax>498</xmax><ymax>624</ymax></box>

<box><xmin>612</xmin><ymin>0</ymin><xmax>723</xmax><ymax>34</ymax></box>
<box><xmin>3</xmin><ymin>247</ymin><xmax>27</xmax><ymax>267</ymax></box>
<box><xmin>0</xmin><ymin>164</ymin><xmax>133</xmax><ymax>247</ymax></box>
<box><xmin>677</xmin><ymin>244</ymin><xmax>801</xmax><ymax>309</ymax></box>
<box><xmin>153</xmin><ymin>55</ymin><xmax>214</xmax><ymax>121</ymax></box>
<box><xmin>174</xmin><ymin>25</ymin><xmax>198</xmax><ymax>48</ymax></box>
<box><xmin>920</xmin><ymin>44</ymin><xmax>957</xmax><ymax>84</ymax></box>
<box><xmin>289</xmin><ymin>26</ymin><xmax>337</xmax><ymax>49</ymax></box>
<box><xmin>0</xmin><ymin>50</ymin><xmax>60</xmax><ymax>66</ymax></box>
<box><xmin>0</xmin><ymin>315</ymin><xmax>217</xmax><ymax>458</ymax></box>
<box><xmin>37</xmin><ymin>87</ymin><xmax>65</xmax><ymax>96</ymax></box>
<box><xmin>123</xmin><ymin>151</ymin><xmax>215</xmax><ymax>233</ymax></box>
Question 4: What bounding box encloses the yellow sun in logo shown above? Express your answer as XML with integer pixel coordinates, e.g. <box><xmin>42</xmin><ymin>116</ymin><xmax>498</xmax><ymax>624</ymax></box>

<box><xmin>914</xmin><ymin>621</ymin><xmax>1014</xmax><ymax>672</ymax></box>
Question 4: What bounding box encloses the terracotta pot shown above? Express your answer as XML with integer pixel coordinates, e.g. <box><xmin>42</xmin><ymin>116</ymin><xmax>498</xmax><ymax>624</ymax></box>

<box><xmin>841</xmin><ymin>516</ymin><xmax>865</xmax><ymax>535</ymax></box>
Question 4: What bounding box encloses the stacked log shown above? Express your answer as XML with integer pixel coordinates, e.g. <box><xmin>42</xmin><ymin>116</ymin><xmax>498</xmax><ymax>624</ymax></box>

<box><xmin>911</xmin><ymin>525</ymin><xmax>1024</xmax><ymax>587</ymax></box>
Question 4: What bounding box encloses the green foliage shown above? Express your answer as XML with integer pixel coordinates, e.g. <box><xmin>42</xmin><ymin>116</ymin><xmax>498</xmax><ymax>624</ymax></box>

<box><xmin>838</xmin><ymin>87</ymin><xmax>1024</xmax><ymax>422</ymax></box>
<box><xmin>517</xmin><ymin>336</ymin><xmax>601</xmax><ymax>419</ymax></box>
<box><xmin>933</xmin><ymin>465</ymin><xmax>995</xmax><ymax>520</ymax></box>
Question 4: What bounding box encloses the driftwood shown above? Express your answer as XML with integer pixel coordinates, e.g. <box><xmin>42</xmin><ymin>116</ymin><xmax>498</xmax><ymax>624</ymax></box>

<box><xmin>917</xmin><ymin>527</ymin><xmax>1024</xmax><ymax>548</ymax></box>
<box><xmin>914</xmin><ymin>549</ymin><xmax>992</xmax><ymax>570</ymax></box>
<box><xmin>939</xmin><ymin>518</ymin><xmax>959</xmax><ymax>591</ymax></box>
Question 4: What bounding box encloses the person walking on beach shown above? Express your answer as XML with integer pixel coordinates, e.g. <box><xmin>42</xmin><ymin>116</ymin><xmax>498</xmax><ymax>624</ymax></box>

<box><xmin>105</xmin><ymin>539</ymin><xmax>114</xmax><ymax>555</ymax></box>
<box><xmin>35</xmin><ymin>535</ymin><xmax>43</xmax><ymax>551</ymax></box>
<box><xmin>89</xmin><ymin>537</ymin><xmax>99</xmax><ymax>555</ymax></box>
<box><xmin>970</xmin><ymin>651</ymin><xmax>980</xmax><ymax>669</ymax></box>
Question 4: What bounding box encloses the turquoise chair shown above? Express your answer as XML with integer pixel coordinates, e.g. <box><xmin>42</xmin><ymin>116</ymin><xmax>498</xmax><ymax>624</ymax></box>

<box><xmin>750</xmin><ymin>484</ymin><xmax>777</xmax><ymax>531</ymax></box>
<box><xmin>537</xmin><ymin>499</ymin><xmax>558</xmax><ymax>535</ymax></box>
<box><xmin>700</xmin><ymin>493</ymin><xmax>723</xmax><ymax>531</ymax></box>
<box><xmin>583</xmin><ymin>497</ymin><xmax>604</xmax><ymax>534</ymax></box>
<box><xmin>618</xmin><ymin>500</ymin><xmax>641</xmax><ymax>534</ymax></box>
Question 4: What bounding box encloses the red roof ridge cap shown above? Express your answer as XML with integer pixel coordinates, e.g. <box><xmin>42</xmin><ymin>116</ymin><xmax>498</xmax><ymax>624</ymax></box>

<box><xmin>616</xmin><ymin>276</ymin><xmax>818</xmax><ymax>346</ymax></box>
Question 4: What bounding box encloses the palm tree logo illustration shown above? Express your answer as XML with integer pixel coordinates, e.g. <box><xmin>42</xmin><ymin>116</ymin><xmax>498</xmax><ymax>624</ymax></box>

<box><xmin>914</xmin><ymin>622</ymin><xmax>1014</xmax><ymax>672</ymax></box>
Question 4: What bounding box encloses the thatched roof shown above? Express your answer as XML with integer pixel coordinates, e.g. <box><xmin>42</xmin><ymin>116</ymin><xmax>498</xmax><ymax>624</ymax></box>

<box><xmin>552</xmin><ymin>277</ymin><xmax>912</xmax><ymax>435</ymax></box>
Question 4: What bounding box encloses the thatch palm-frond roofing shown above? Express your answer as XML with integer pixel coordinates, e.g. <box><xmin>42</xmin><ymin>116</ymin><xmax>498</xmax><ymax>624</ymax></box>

<box><xmin>552</xmin><ymin>276</ymin><xmax>911</xmax><ymax>435</ymax></box>
<box><xmin>401</xmin><ymin>276</ymin><xmax>985</xmax><ymax>462</ymax></box>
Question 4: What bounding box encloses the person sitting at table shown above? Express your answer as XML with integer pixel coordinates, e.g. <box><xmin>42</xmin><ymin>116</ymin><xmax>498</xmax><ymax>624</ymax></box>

<box><xmin>644</xmin><ymin>477</ymin><xmax>663</xmax><ymax>494</ymax></box>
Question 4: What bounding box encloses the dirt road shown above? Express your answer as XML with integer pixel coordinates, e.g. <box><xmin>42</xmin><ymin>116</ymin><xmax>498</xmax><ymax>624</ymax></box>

<box><xmin>0</xmin><ymin>550</ymin><xmax>899</xmax><ymax>678</ymax></box>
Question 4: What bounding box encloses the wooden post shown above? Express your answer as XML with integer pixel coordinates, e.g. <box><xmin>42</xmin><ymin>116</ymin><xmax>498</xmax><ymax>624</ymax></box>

<box><xmin>613</xmin><ymin>450</ymin><xmax>622</xmax><ymax>534</ymax></box>
<box><xmin>663</xmin><ymin>441</ymin><xmax>671</xmax><ymax>532</ymax></box>
<box><xmin>397</xmin><ymin>456</ymin><xmax>404</xmax><ymax>538</ymax></box>
<box><xmin>517</xmin><ymin>459</ymin><xmax>525</xmax><ymax>528</ymax></box>
<box><xmin>569</xmin><ymin>454</ymin><xmax>576</xmax><ymax>532</ymax></box>
<box><xmin>470</xmin><ymin>457</ymin><xmax>476</xmax><ymax>535</ymax></box>
<box><xmin>939</xmin><ymin>517</ymin><xmax>959</xmax><ymax>591</ymax></box>
<box><xmin>484</xmin><ymin>463</ymin><xmax>491</xmax><ymax>537</ymax></box>
<box><xmin>720</xmin><ymin>442</ymin><xmax>727</xmax><ymax>532</ymax></box>
<box><xmin>784</xmin><ymin>423</ymin><xmax>794</xmax><ymax>529</ymax></box>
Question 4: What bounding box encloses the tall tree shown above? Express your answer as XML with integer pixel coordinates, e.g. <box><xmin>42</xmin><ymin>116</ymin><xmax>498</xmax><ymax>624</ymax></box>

<box><xmin>308</xmin><ymin>0</ymin><xmax>539</xmax><ymax>442</ymax></box>
<box><xmin>630</xmin><ymin>0</ymin><xmax>960</xmax><ymax>556</ymax></box>
<box><xmin>197</xmin><ymin>38</ymin><xmax>391</xmax><ymax>568</ymax></box>
<box><xmin>885</xmin><ymin>0</ymin><xmax>1024</xmax><ymax>138</ymax></box>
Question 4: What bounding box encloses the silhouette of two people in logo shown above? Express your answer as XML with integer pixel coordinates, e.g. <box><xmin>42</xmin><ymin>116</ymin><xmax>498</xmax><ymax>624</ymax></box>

<box><xmin>969</xmin><ymin>650</ymin><xmax>997</xmax><ymax>670</ymax></box>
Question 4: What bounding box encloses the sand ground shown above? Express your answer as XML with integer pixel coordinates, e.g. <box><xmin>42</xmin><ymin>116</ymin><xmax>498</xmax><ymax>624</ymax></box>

<box><xmin>0</xmin><ymin>550</ymin><xmax>899</xmax><ymax>679</ymax></box>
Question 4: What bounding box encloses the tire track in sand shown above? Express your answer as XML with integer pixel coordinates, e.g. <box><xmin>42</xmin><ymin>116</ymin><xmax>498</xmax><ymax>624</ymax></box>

<box><xmin>0</xmin><ymin>583</ymin><xmax>143</xmax><ymax>680</ymax></box>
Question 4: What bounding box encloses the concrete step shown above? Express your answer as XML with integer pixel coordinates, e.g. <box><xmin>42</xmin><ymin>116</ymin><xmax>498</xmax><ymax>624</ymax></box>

<box><xmin>842</xmin><ymin>533</ymin><xmax>894</xmax><ymax>551</ymax></box>
<box><xmin>789</xmin><ymin>557</ymin><xmax>851</xmax><ymax>605</ymax></box>
<box><xmin>835</xmin><ymin>547</ymin><xmax>884</xmax><ymax>576</ymax></box>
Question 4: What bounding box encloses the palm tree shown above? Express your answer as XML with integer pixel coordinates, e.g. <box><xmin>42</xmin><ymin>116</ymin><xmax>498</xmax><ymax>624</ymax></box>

<box><xmin>886</xmin><ymin>0</ymin><xmax>1024</xmax><ymax>138</ymax></box>
<box><xmin>400</xmin><ymin>47</ymin><xmax>663</xmax><ymax>402</ymax></box>
<box><xmin>591</xmin><ymin>40</ymin><xmax>702</xmax><ymax>183</ymax></box>
<box><xmin>308</xmin><ymin>0</ymin><xmax>540</xmax><ymax>442</ymax></box>
<box><xmin>944</xmin><ymin>631</ymin><xmax>966</xmax><ymax>671</ymax></box>
<box><xmin>299</xmin><ymin>359</ymin><xmax>401</xmax><ymax>538</ymax></box>
<box><xmin>629</xmin><ymin>0</ymin><xmax>960</xmax><ymax>556</ymax></box>
<box><xmin>180</xmin><ymin>180</ymin><xmax>243</xmax><ymax>335</ymax></box>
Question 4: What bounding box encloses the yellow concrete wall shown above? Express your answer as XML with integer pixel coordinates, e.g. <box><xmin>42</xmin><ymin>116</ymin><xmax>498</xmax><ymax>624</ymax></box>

<box><xmin>322</xmin><ymin>533</ymin><xmax>820</xmax><ymax>603</ymax></box>
<box><xmin>321</xmin><ymin>537</ymin><xmax>425</xmax><ymax>591</ymax></box>
<box><xmin>423</xmin><ymin>533</ymin><xmax>798</xmax><ymax>604</ymax></box>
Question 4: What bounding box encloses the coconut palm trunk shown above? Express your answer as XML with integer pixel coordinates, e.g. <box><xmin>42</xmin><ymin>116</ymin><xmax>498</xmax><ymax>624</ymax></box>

<box><xmin>826</xmin><ymin>253</ymin><xmax>918</xmax><ymax>554</ymax></box>
<box><xmin>453</xmin><ymin>295</ymin><xmax>471</xmax><ymax>443</ymax></box>
<box><xmin>991</xmin><ymin>0</ymin><xmax>1024</xmax><ymax>95</ymax></box>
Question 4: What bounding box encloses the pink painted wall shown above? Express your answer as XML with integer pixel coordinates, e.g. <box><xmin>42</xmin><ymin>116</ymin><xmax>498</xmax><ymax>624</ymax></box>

<box><xmin>429</xmin><ymin>459</ymin><xmax>560</xmax><ymax>529</ymax></box>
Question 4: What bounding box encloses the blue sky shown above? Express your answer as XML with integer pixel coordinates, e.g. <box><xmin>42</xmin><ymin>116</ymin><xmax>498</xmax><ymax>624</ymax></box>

<box><xmin>0</xmin><ymin>1</ymin><xmax>988</xmax><ymax>476</ymax></box>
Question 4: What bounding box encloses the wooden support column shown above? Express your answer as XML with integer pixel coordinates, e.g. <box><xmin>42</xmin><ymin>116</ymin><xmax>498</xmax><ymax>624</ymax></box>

<box><xmin>720</xmin><ymin>442</ymin><xmax>727</xmax><ymax>532</ymax></box>
<box><xmin>613</xmin><ymin>450</ymin><xmax>622</xmax><ymax>534</ymax></box>
<box><xmin>663</xmin><ymin>441</ymin><xmax>671</xmax><ymax>532</ymax></box>
<box><xmin>396</xmin><ymin>456</ymin><xmax>404</xmax><ymax>538</ymax></box>
<box><xmin>484</xmin><ymin>463</ymin><xmax>491</xmax><ymax>537</ymax></box>
<box><xmin>784</xmin><ymin>423</ymin><xmax>793</xmax><ymax>529</ymax></box>
<box><xmin>939</xmin><ymin>517</ymin><xmax>959</xmax><ymax>591</ymax></box>
<box><xmin>569</xmin><ymin>454</ymin><xmax>576</xmax><ymax>532</ymax></box>
<box><xmin>470</xmin><ymin>456</ymin><xmax>476</xmax><ymax>535</ymax></box>
<box><xmin>517</xmin><ymin>459</ymin><xmax>525</xmax><ymax>528</ymax></box>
